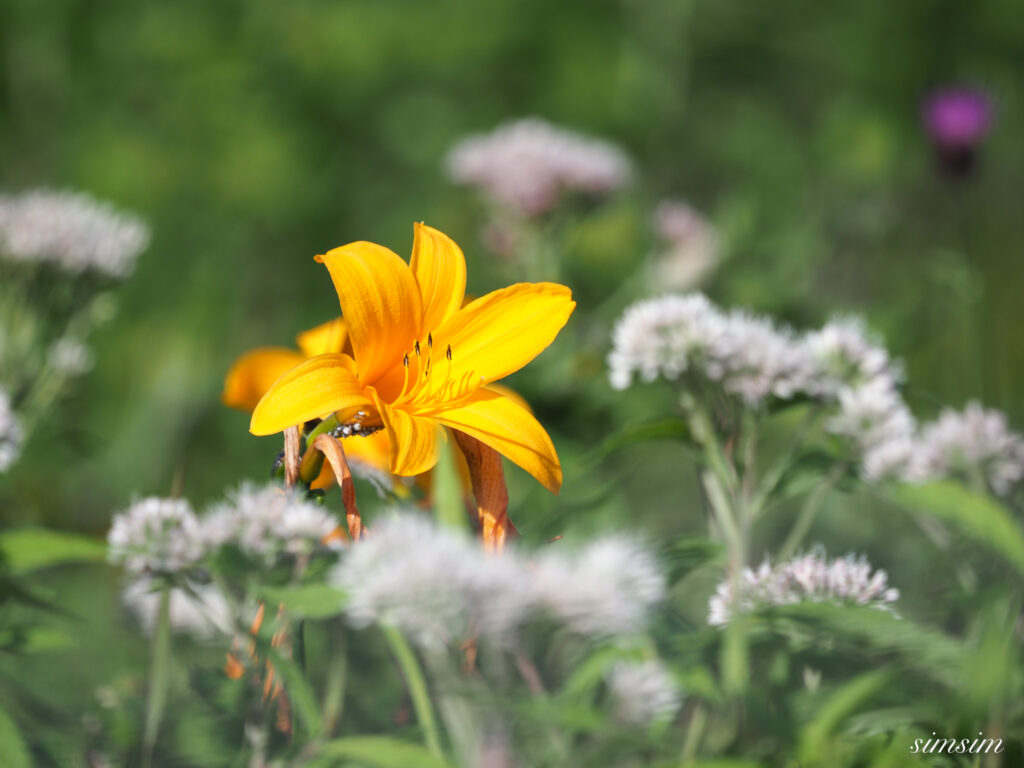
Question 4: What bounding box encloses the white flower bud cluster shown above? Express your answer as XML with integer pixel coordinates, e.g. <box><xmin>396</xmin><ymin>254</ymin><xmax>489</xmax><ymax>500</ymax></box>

<box><xmin>333</xmin><ymin>514</ymin><xmax>665</xmax><ymax>649</ymax></box>
<box><xmin>203</xmin><ymin>483</ymin><xmax>342</xmax><ymax>564</ymax></box>
<box><xmin>0</xmin><ymin>388</ymin><xmax>23</xmax><ymax>473</ymax></box>
<box><xmin>109</xmin><ymin>483</ymin><xmax>341</xmax><ymax>580</ymax></box>
<box><xmin>916</xmin><ymin>402</ymin><xmax>1024</xmax><ymax>495</ymax></box>
<box><xmin>0</xmin><ymin>190</ymin><xmax>150</xmax><ymax>277</ymax></box>
<box><xmin>446</xmin><ymin>118</ymin><xmax>631</xmax><ymax>217</ymax></box>
<box><xmin>607</xmin><ymin>294</ymin><xmax>820</xmax><ymax>403</ymax></box>
<box><xmin>708</xmin><ymin>550</ymin><xmax>899</xmax><ymax>627</ymax></box>
<box><xmin>610</xmin><ymin>295</ymin><xmax>1024</xmax><ymax>493</ymax></box>
<box><xmin>107</xmin><ymin>498</ymin><xmax>204</xmax><ymax>576</ymax></box>
<box><xmin>606</xmin><ymin>659</ymin><xmax>682</xmax><ymax>727</ymax></box>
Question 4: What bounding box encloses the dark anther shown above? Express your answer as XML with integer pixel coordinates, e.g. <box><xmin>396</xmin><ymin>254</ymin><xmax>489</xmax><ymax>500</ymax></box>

<box><xmin>446</xmin><ymin>345</ymin><xmax>452</xmax><ymax>361</ymax></box>
<box><xmin>403</xmin><ymin>353</ymin><xmax>410</xmax><ymax>367</ymax></box>
<box><xmin>427</xmin><ymin>333</ymin><xmax>433</xmax><ymax>349</ymax></box>
<box><xmin>414</xmin><ymin>340</ymin><xmax>421</xmax><ymax>356</ymax></box>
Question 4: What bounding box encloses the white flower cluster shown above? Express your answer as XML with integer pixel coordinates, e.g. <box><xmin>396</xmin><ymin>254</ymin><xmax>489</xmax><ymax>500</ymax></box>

<box><xmin>608</xmin><ymin>296</ymin><xmax>1024</xmax><ymax>491</ymax></box>
<box><xmin>708</xmin><ymin>550</ymin><xmax>899</xmax><ymax>627</ymax></box>
<box><xmin>333</xmin><ymin>514</ymin><xmax>664</xmax><ymax>649</ymax></box>
<box><xmin>916</xmin><ymin>402</ymin><xmax>1024</xmax><ymax>495</ymax></box>
<box><xmin>108</xmin><ymin>498</ymin><xmax>204</xmax><ymax>576</ymax></box>
<box><xmin>0</xmin><ymin>388</ymin><xmax>23</xmax><ymax>473</ymax></box>
<box><xmin>607</xmin><ymin>294</ymin><xmax>818</xmax><ymax>403</ymax></box>
<box><xmin>649</xmin><ymin>200</ymin><xmax>720</xmax><ymax>292</ymax></box>
<box><xmin>108</xmin><ymin>484</ymin><xmax>341</xmax><ymax>579</ymax></box>
<box><xmin>48</xmin><ymin>337</ymin><xmax>94</xmax><ymax>376</ymax></box>
<box><xmin>606</xmin><ymin>659</ymin><xmax>682</xmax><ymax>727</ymax></box>
<box><xmin>0</xmin><ymin>190</ymin><xmax>150</xmax><ymax>277</ymax></box>
<box><xmin>122</xmin><ymin>580</ymin><xmax>233</xmax><ymax>638</ymax></box>
<box><xmin>530</xmin><ymin>537</ymin><xmax>666</xmax><ymax>636</ymax></box>
<box><xmin>203</xmin><ymin>483</ymin><xmax>342</xmax><ymax>564</ymax></box>
<box><xmin>446</xmin><ymin>118</ymin><xmax>631</xmax><ymax>217</ymax></box>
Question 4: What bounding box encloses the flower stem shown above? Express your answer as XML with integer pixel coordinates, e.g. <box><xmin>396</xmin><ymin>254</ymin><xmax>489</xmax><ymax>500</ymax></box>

<box><xmin>777</xmin><ymin>464</ymin><xmax>844</xmax><ymax>562</ymax></box>
<box><xmin>381</xmin><ymin>625</ymin><xmax>444</xmax><ymax>760</ymax></box>
<box><xmin>142</xmin><ymin>584</ymin><xmax>172</xmax><ymax>768</ymax></box>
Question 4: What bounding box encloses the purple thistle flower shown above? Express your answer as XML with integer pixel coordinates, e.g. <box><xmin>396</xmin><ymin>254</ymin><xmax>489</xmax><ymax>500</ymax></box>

<box><xmin>921</xmin><ymin>87</ymin><xmax>994</xmax><ymax>177</ymax></box>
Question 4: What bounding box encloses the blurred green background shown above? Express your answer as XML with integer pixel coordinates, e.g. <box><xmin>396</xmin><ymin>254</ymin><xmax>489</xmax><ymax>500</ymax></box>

<box><xmin>2</xmin><ymin>0</ymin><xmax>1022</xmax><ymax>537</ymax></box>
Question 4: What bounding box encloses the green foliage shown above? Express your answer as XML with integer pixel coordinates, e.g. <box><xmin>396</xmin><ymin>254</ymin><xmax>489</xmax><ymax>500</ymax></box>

<box><xmin>0</xmin><ymin>528</ymin><xmax>106</xmax><ymax>574</ymax></box>
<box><xmin>3</xmin><ymin>0</ymin><xmax>1024</xmax><ymax>765</ymax></box>
<box><xmin>889</xmin><ymin>481</ymin><xmax>1024</xmax><ymax>575</ymax></box>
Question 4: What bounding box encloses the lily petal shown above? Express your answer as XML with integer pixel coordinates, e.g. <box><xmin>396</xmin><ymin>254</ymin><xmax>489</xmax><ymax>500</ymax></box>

<box><xmin>372</xmin><ymin>390</ymin><xmax>442</xmax><ymax>477</ymax></box>
<box><xmin>317</xmin><ymin>241</ymin><xmax>423</xmax><ymax>386</ymax></box>
<box><xmin>432</xmin><ymin>282</ymin><xmax>575</xmax><ymax>401</ymax></box>
<box><xmin>296</xmin><ymin>317</ymin><xmax>349</xmax><ymax>357</ymax></box>
<box><xmin>250</xmin><ymin>353</ymin><xmax>370</xmax><ymax>436</ymax></box>
<box><xmin>434</xmin><ymin>386</ymin><xmax>562</xmax><ymax>493</ymax></box>
<box><xmin>411</xmin><ymin>222</ymin><xmax>466</xmax><ymax>334</ymax></box>
<box><xmin>223</xmin><ymin>347</ymin><xmax>306</xmax><ymax>412</ymax></box>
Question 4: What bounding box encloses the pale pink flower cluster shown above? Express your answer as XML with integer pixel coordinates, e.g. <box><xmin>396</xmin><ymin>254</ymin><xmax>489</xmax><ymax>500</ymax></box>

<box><xmin>446</xmin><ymin>118</ymin><xmax>631</xmax><ymax>217</ymax></box>
<box><xmin>916</xmin><ymin>402</ymin><xmax>1024</xmax><ymax>494</ymax></box>
<box><xmin>649</xmin><ymin>200</ymin><xmax>720</xmax><ymax>291</ymax></box>
<box><xmin>708</xmin><ymin>550</ymin><xmax>899</xmax><ymax>627</ymax></box>
<box><xmin>0</xmin><ymin>190</ymin><xmax>150</xmax><ymax>277</ymax></box>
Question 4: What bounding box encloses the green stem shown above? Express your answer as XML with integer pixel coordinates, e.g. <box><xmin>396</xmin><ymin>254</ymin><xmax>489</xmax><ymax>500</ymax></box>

<box><xmin>142</xmin><ymin>584</ymin><xmax>172</xmax><ymax>768</ymax></box>
<box><xmin>777</xmin><ymin>464</ymin><xmax>844</xmax><ymax>562</ymax></box>
<box><xmin>381</xmin><ymin>625</ymin><xmax>444</xmax><ymax>761</ymax></box>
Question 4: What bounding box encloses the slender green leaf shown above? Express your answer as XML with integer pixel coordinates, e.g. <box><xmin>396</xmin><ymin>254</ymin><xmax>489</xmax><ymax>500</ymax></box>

<box><xmin>592</xmin><ymin>418</ymin><xmax>693</xmax><ymax>463</ymax></box>
<box><xmin>267</xmin><ymin>647</ymin><xmax>324</xmax><ymax>738</ymax></box>
<box><xmin>381</xmin><ymin>625</ymin><xmax>444</xmax><ymax>760</ymax></box>
<box><xmin>310</xmin><ymin>736</ymin><xmax>452</xmax><ymax>768</ymax></box>
<box><xmin>261</xmin><ymin>584</ymin><xmax>346</xmax><ymax>620</ymax></box>
<box><xmin>798</xmin><ymin>671</ymin><xmax>889</xmax><ymax>762</ymax></box>
<box><xmin>0</xmin><ymin>528</ymin><xmax>106</xmax><ymax>574</ymax></box>
<box><xmin>776</xmin><ymin>603</ymin><xmax>965</xmax><ymax>688</ymax></box>
<box><xmin>889</xmin><ymin>481</ymin><xmax>1024</xmax><ymax>575</ymax></box>
<box><xmin>0</xmin><ymin>706</ymin><xmax>31</xmax><ymax>768</ymax></box>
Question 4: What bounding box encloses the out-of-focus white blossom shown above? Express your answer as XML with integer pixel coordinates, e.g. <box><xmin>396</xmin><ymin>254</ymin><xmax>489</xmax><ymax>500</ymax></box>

<box><xmin>0</xmin><ymin>190</ymin><xmax>150</xmax><ymax>277</ymax></box>
<box><xmin>0</xmin><ymin>389</ymin><xmax>23</xmax><ymax>473</ymax></box>
<box><xmin>801</xmin><ymin>318</ymin><xmax>900</xmax><ymax>396</ymax></box>
<box><xmin>916</xmin><ymin>402</ymin><xmax>1024</xmax><ymax>494</ymax></box>
<box><xmin>122</xmin><ymin>580</ymin><xmax>233</xmax><ymax>638</ymax></box>
<box><xmin>203</xmin><ymin>483</ymin><xmax>341</xmax><ymax>563</ymax></box>
<box><xmin>606</xmin><ymin>659</ymin><xmax>682</xmax><ymax>726</ymax></box>
<box><xmin>335</xmin><ymin>515</ymin><xmax>530</xmax><ymax>649</ymax></box>
<box><xmin>333</xmin><ymin>516</ymin><xmax>666</xmax><ymax>648</ymax></box>
<box><xmin>48</xmin><ymin>337</ymin><xmax>94</xmax><ymax>376</ymax></box>
<box><xmin>708</xmin><ymin>550</ymin><xmax>899</xmax><ymax>627</ymax></box>
<box><xmin>531</xmin><ymin>537</ymin><xmax>665</xmax><ymax>636</ymax></box>
<box><xmin>649</xmin><ymin>201</ymin><xmax>720</xmax><ymax>292</ymax></box>
<box><xmin>826</xmin><ymin>378</ymin><xmax>920</xmax><ymax>481</ymax></box>
<box><xmin>608</xmin><ymin>294</ymin><xmax>814</xmax><ymax>404</ymax></box>
<box><xmin>446</xmin><ymin>118</ymin><xmax>631</xmax><ymax>217</ymax></box>
<box><xmin>107</xmin><ymin>498</ymin><xmax>204</xmax><ymax>576</ymax></box>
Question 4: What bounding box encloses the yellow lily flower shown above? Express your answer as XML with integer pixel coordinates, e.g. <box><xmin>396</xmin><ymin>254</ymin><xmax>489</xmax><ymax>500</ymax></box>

<box><xmin>223</xmin><ymin>317</ymin><xmax>390</xmax><ymax>490</ymax></box>
<box><xmin>250</xmin><ymin>223</ymin><xmax>575</xmax><ymax>494</ymax></box>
